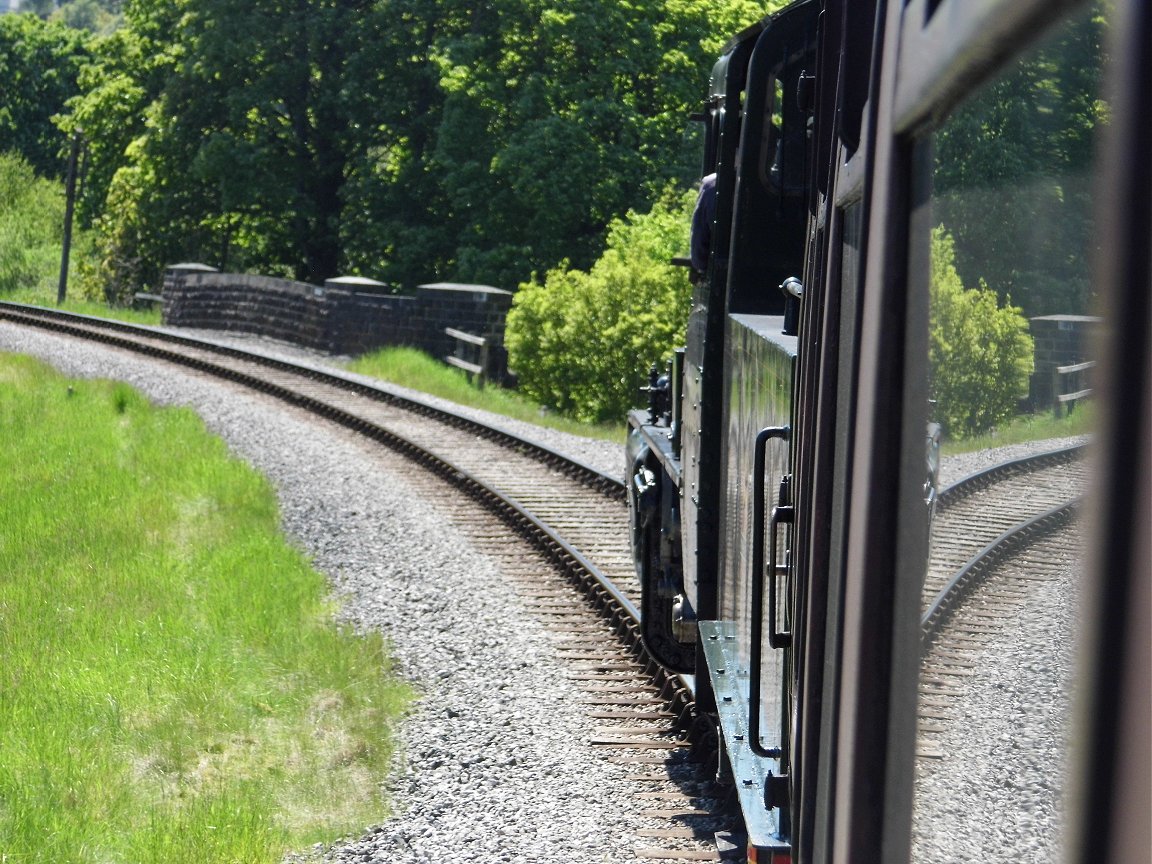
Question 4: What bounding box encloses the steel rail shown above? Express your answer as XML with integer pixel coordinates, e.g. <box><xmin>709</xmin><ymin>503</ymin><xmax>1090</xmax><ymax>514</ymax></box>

<box><xmin>937</xmin><ymin>443</ymin><xmax>1086</xmax><ymax>510</ymax></box>
<box><xmin>922</xmin><ymin>494</ymin><xmax>1080</xmax><ymax>643</ymax></box>
<box><xmin>0</xmin><ymin>301</ymin><xmax>624</xmax><ymax>500</ymax></box>
<box><xmin>0</xmin><ymin>300</ymin><xmax>694</xmax><ymax>712</ymax></box>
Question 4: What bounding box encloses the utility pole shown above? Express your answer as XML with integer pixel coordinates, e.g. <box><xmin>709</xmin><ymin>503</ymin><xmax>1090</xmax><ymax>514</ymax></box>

<box><xmin>57</xmin><ymin>130</ymin><xmax>82</xmax><ymax>305</ymax></box>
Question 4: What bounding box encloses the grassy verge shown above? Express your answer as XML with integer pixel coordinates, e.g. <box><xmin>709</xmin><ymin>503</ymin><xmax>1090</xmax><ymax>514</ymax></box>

<box><xmin>941</xmin><ymin>404</ymin><xmax>1095</xmax><ymax>456</ymax></box>
<box><xmin>0</xmin><ymin>354</ymin><xmax>411</xmax><ymax>863</ymax></box>
<box><xmin>2</xmin><ymin>284</ymin><xmax>621</xmax><ymax>441</ymax></box>
<box><xmin>346</xmin><ymin>346</ymin><xmax>626</xmax><ymax>442</ymax></box>
<box><xmin>2</xmin><ymin>284</ymin><xmax>163</xmax><ymax>327</ymax></box>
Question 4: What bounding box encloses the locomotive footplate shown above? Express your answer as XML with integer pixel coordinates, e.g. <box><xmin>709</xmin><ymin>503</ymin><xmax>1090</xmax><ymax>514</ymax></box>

<box><xmin>699</xmin><ymin>620</ymin><xmax>790</xmax><ymax>857</ymax></box>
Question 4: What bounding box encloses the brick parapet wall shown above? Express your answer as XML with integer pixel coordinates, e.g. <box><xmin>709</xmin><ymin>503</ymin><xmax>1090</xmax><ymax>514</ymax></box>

<box><xmin>160</xmin><ymin>268</ymin><xmax>513</xmax><ymax>368</ymax></box>
<box><xmin>413</xmin><ymin>282</ymin><xmax>514</xmax><ymax>364</ymax></box>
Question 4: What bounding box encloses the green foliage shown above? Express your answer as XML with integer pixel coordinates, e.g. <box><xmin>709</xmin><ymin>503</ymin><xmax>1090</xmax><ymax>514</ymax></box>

<box><xmin>49</xmin><ymin>0</ymin><xmax>124</xmax><ymax>35</ymax></box>
<box><xmin>388</xmin><ymin>0</ymin><xmax>782</xmax><ymax>290</ymax></box>
<box><xmin>0</xmin><ymin>13</ymin><xmax>93</xmax><ymax>179</ymax></box>
<box><xmin>933</xmin><ymin>7</ymin><xmax>1104</xmax><ymax>319</ymax></box>
<box><xmin>64</xmin><ymin>0</ymin><xmax>366</xmax><ymax>291</ymax></box>
<box><xmin>0</xmin><ymin>152</ymin><xmax>66</xmax><ymax>294</ymax></box>
<box><xmin>506</xmin><ymin>188</ymin><xmax>694</xmax><ymax>423</ymax></box>
<box><xmin>929</xmin><ymin>226</ymin><xmax>1034</xmax><ymax>440</ymax></box>
<box><xmin>59</xmin><ymin>0</ymin><xmax>773</xmax><ymax>295</ymax></box>
<box><xmin>345</xmin><ymin>346</ymin><xmax>624</xmax><ymax>441</ymax></box>
<box><xmin>0</xmin><ymin>151</ymin><xmax>104</xmax><ymax>304</ymax></box>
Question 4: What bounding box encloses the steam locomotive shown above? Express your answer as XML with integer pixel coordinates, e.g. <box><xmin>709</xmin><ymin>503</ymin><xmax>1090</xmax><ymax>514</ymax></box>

<box><xmin>625</xmin><ymin>0</ymin><xmax>1149</xmax><ymax>861</ymax></box>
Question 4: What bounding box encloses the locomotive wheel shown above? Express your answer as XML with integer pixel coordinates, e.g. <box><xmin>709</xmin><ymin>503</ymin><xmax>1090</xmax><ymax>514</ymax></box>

<box><xmin>639</xmin><ymin>519</ymin><xmax>696</xmax><ymax>674</ymax></box>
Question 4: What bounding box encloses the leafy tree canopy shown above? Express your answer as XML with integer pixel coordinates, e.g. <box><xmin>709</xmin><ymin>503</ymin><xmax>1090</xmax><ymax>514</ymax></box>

<box><xmin>934</xmin><ymin>7</ymin><xmax>1105</xmax><ymax>319</ymax></box>
<box><xmin>0</xmin><ymin>13</ymin><xmax>92</xmax><ymax>178</ymax></box>
<box><xmin>929</xmin><ymin>225</ymin><xmax>1034</xmax><ymax>440</ymax></box>
<box><xmin>57</xmin><ymin>0</ymin><xmax>778</xmax><ymax>296</ymax></box>
<box><xmin>0</xmin><ymin>152</ymin><xmax>67</xmax><ymax>294</ymax></box>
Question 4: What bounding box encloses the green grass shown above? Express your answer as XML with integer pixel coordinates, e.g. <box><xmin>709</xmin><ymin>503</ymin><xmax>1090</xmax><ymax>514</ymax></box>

<box><xmin>3</xmin><ymin>283</ymin><xmax>163</xmax><ymax>327</ymax></box>
<box><xmin>346</xmin><ymin>346</ymin><xmax>626</xmax><ymax>443</ymax></box>
<box><xmin>4</xmin><ymin>281</ymin><xmax>620</xmax><ymax>440</ymax></box>
<box><xmin>0</xmin><ymin>354</ymin><xmax>412</xmax><ymax>863</ymax></box>
<box><xmin>941</xmin><ymin>403</ymin><xmax>1095</xmax><ymax>455</ymax></box>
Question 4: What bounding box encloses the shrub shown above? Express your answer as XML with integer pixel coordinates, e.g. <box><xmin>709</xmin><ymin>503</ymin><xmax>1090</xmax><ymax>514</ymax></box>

<box><xmin>505</xmin><ymin>188</ymin><xmax>694</xmax><ymax>424</ymax></box>
<box><xmin>0</xmin><ymin>152</ymin><xmax>66</xmax><ymax>295</ymax></box>
<box><xmin>929</xmin><ymin>225</ymin><xmax>1034</xmax><ymax>439</ymax></box>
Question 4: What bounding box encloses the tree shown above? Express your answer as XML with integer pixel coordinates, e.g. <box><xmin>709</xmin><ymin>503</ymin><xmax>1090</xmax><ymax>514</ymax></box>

<box><xmin>0</xmin><ymin>14</ymin><xmax>92</xmax><ymax>179</ymax></box>
<box><xmin>51</xmin><ymin>0</ymin><xmax>123</xmax><ymax>34</ymax></box>
<box><xmin>65</xmin><ymin>0</ymin><xmax>780</xmax><ymax>296</ymax></box>
<box><xmin>68</xmin><ymin>0</ymin><xmax>374</xmax><ymax>292</ymax></box>
<box><xmin>61</xmin><ymin>1</ymin><xmax>186</xmax><ymax>299</ymax></box>
<box><xmin>928</xmin><ymin>226</ymin><xmax>1034</xmax><ymax>440</ymax></box>
<box><xmin>344</xmin><ymin>0</ymin><xmax>779</xmax><ymax>290</ymax></box>
<box><xmin>0</xmin><ymin>153</ymin><xmax>67</xmax><ymax>294</ymax></box>
<box><xmin>933</xmin><ymin>6</ymin><xmax>1105</xmax><ymax>319</ymax></box>
<box><xmin>505</xmin><ymin>188</ymin><xmax>694</xmax><ymax>423</ymax></box>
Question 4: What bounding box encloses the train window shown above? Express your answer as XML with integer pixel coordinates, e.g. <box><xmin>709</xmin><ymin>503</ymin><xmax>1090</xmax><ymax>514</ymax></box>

<box><xmin>910</xmin><ymin>4</ymin><xmax>1104</xmax><ymax>862</ymax></box>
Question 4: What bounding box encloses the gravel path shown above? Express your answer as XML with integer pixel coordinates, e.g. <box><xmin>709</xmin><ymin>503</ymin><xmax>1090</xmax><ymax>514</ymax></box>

<box><xmin>0</xmin><ymin>323</ymin><xmax>635</xmax><ymax>863</ymax></box>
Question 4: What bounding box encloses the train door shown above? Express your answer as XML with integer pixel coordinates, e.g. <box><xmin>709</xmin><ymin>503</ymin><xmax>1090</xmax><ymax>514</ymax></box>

<box><xmin>802</xmin><ymin>0</ymin><xmax>1148</xmax><ymax>862</ymax></box>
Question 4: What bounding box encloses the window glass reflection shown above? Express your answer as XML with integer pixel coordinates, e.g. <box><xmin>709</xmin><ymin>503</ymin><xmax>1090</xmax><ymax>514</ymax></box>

<box><xmin>912</xmin><ymin>5</ymin><xmax>1105</xmax><ymax>862</ymax></box>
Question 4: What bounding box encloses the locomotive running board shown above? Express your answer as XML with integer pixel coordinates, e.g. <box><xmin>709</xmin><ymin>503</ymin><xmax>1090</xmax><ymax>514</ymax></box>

<box><xmin>699</xmin><ymin>620</ymin><xmax>790</xmax><ymax>857</ymax></box>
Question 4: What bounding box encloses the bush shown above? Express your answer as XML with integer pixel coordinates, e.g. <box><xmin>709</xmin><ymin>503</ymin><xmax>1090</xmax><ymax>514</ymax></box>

<box><xmin>0</xmin><ymin>152</ymin><xmax>65</xmax><ymax>294</ymax></box>
<box><xmin>929</xmin><ymin>225</ymin><xmax>1034</xmax><ymax>439</ymax></box>
<box><xmin>505</xmin><ymin>188</ymin><xmax>694</xmax><ymax>424</ymax></box>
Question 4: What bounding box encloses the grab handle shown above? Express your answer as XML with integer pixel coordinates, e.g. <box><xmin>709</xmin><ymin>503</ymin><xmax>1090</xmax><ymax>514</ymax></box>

<box><xmin>749</xmin><ymin>425</ymin><xmax>789</xmax><ymax>757</ymax></box>
<box><xmin>768</xmin><ymin>503</ymin><xmax>794</xmax><ymax>650</ymax></box>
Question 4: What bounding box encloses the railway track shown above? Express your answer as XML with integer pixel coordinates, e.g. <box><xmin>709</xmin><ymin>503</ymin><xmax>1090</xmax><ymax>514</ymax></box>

<box><xmin>921</xmin><ymin>444</ymin><xmax>1086</xmax><ymax>617</ymax></box>
<box><xmin>0</xmin><ymin>302</ymin><xmax>739</xmax><ymax>861</ymax></box>
<box><xmin>916</xmin><ymin>445</ymin><xmax>1087</xmax><ymax>761</ymax></box>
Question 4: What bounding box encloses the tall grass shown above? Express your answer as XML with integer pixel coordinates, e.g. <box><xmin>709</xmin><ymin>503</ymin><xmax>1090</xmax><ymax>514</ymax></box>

<box><xmin>941</xmin><ymin>403</ymin><xmax>1095</xmax><ymax>455</ymax></box>
<box><xmin>0</xmin><ymin>153</ymin><xmax>67</xmax><ymax>299</ymax></box>
<box><xmin>2</xmin><ymin>286</ymin><xmax>163</xmax><ymax>326</ymax></box>
<box><xmin>346</xmin><ymin>346</ymin><xmax>626</xmax><ymax>442</ymax></box>
<box><xmin>0</xmin><ymin>354</ymin><xmax>411</xmax><ymax>863</ymax></box>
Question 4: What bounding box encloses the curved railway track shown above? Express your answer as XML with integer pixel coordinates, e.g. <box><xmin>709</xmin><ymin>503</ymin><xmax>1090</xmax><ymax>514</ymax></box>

<box><xmin>922</xmin><ymin>444</ymin><xmax>1086</xmax><ymax>622</ymax></box>
<box><xmin>0</xmin><ymin>302</ymin><xmax>739</xmax><ymax>861</ymax></box>
<box><xmin>916</xmin><ymin>445</ymin><xmax>1087</xmax><ymax>761</ymax></box>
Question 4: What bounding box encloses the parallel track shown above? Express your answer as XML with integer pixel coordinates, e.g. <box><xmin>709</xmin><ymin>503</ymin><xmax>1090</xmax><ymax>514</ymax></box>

<box><xmin>917</xmin><ymin>446</ymin><xmax>1087</xmax><ymax>760</ymax></box>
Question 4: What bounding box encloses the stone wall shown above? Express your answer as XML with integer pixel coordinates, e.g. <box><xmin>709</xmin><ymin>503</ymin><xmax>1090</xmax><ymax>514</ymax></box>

<box><xmin>161</xmin><ymin>266</ymin><xmax>513</xmax><ymax>379</ymax></box>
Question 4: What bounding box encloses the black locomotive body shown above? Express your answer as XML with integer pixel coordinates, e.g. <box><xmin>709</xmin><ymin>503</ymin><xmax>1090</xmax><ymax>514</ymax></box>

<box><xmin>627</xmin><ymin>0</ymin><xmax>1149</xmax><ymax>861</ymax></box>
